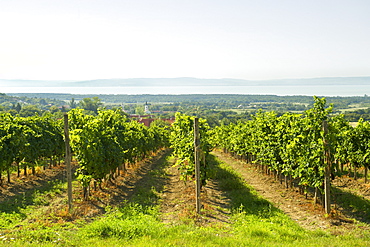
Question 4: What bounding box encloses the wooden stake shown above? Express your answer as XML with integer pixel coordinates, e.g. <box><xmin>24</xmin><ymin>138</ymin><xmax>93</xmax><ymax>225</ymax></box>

<box><xmin>194</xmin><ymin>117</ymin><xmax>201</xmax><ymax>214</ymax></box>
<box><xmin>64</xmin><ymin>114</ymin><xmax>73</xmax><ymax>211</ymax></box>
<box><xmin>323</xmin><ymin>120</ymin><xmax>331</xmax><ymax>215</ymax></box>
<box><xmin>17</xmin><ymin>162</ymin><xmax>20</xmax><ymax>177</ymax></box>
<box><xmin>365</xmin><ymin>166</ymin><xmax>368</xmax><ymax>184</ymax></box>
<box><xmin>314</xmin><ymin>187</ymin><xmax>318</xmax><ymax>204</ymax></box>
<box><xmin>7</xmin><ymin>168</ymin><xmax>10</xmax><ymax>183</ymax></box>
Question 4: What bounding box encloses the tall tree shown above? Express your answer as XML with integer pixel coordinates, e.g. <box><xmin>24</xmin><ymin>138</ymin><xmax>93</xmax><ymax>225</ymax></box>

<box><xmin>78</xmin><ymin>97</ymin><xmax>103</xmax><ymax>114</ymax></box>
<box><xmin>69</xmin><ymin>98</ymin><xmax>77</xmax><ymax>109</ymax></box>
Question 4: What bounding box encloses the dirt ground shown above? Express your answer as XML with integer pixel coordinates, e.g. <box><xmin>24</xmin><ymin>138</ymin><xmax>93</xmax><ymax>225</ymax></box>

<box><xmin>1</xmin><ymin>149</ymin><xmax>369</xmax><ymax>235</ymax></box>
<box><xmin>158</xmin><ymin>150</ymin><xmax>370</xmax><ymax>234</ymax></box>
<box><xmin>160</xmin><ymin>159</ymin><xmax>231</xmax><ymax>226</ymax></box>
<box><xmin>0</xmin><ymin>163</ymin><xmax>68</xmax><ymax>204</ymax></box>
<box><xmin>0</xmin><ymin>150</ymin><xmax>169</xmax><ymax>221</ymax></box>
<box><xmin>210</xmin><ymin>150</ymin><xmax>370</xmax><ymax>234</ymax></box>
<box><xmin>332</xmin><ymin>175</ymin><xmax>370</xmax><ymax>201</ymax></box>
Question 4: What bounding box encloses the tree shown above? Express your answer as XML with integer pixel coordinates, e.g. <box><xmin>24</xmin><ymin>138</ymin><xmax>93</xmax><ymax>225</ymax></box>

<box><xmin>39</xmin><ymin>99</ymin><xmax>47</xmax><ymax>105</ymax></box>
<box><xmin>78</xmin><ymin>97</ymin><xmax>103</xmax><ymax>114</ymax></box>
<box><xmin>19</xmin><ymin>105</ymin><xmax>43</xmax><ymax>117</ymax></box>
<box><xmin>69</xmin><ymin>98</ymin><xmax>77</xmax><ymax>109</ymax></box>
<box><xmin>13</xmin><ymin>103</ymin><xmax>22</xmax><ymax>112</ymax></box>
<box><xmin>135</xmin><ymin>105</ymin><xmax>145</xmax><ymax>115</ymax></box>
<box><xmin>49</xmin><ymin>105</ymin><xmax>60</xmax><ymax>113</ymax></box>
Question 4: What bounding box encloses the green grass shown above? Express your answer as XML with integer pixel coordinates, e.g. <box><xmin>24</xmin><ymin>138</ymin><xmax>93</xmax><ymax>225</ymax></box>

<box><xmin>1</xmin><ymin>154</ymin><xmax>370</xmax><ymax>246</ymax></box>
<box><xmin>0</xmin><ymin>179</ymin><xmax>67</xmax><ymax>228</ymax></box>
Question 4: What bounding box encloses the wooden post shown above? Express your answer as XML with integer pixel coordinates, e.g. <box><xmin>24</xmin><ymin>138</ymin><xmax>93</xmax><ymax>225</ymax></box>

<box><xmin>64</xmin><ymin>114</ymin><xmax>73</xmax><ymax>211</ymax></box>
<box><xmin>194</xmin><ymin>117</ymin><xmax>201</xmax><ymax>214</ymax></box>
<box><xmin>365</xmin><ymin>166</ymin><xmax>368</xmax><ymax>184</ymax></box>
<box><xmin>7</xmin><ymin>168</ymin><xmax>10</xmax><ymax>183</ymax></box>
<box><xmin>323</xmin><ymin>120</ymin><xmax>331</xmax><ymax>214</ymax></box>
<box><xmin>314</xmin><ymin>187</ymin><xmax>318</xmax><ymax>204</ymax></box>
<box><xmin>17</xmin><ymin>162</ymin><xmax>20</xmax><ymax>177</ymax></box>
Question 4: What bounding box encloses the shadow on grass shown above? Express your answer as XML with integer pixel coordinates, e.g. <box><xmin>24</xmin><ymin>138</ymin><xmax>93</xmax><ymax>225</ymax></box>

<box><xmin>0</xmin><ymin>176</ymin><xmax>65</xmax><ymax>216</ymax></box>
<box><xmin>114</xmin><ymin>149</ymin><xmax>171</xmax><ymax>209</ymax></box>
<box><xmin>0</xmin><ymin>150</ymin><xmax>171</xmax><ymax>219</ymax></box>
<box><xmin>332</xmin><ymin>186</ymin><xmax>370</xmax><ymax>224</ymax></box>
<box><xmin>207</xmin><ymin>154</ymin><xmax>282</xmax><ymax>218</ymax></box>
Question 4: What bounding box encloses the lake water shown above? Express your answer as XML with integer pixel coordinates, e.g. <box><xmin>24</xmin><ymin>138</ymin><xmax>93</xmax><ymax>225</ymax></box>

<box><xmin>1</xmin><ymin>85</ymin><xmax>370</xmax><ymax>96</ymax></box>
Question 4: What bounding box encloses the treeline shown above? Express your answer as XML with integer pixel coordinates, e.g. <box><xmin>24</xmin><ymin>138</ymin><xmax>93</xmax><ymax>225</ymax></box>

<box><xmin>9</xmin><ymin>93</ymin><xmax>370</xmax><ymax>107</ymax></box>
<box><xmin>0</xmin><ymin>93</ymin><xmax>65</xmax><ymax>107</ymax></box>
<box><xmin>0</xmin><ymin>94</ymin><xmax>106</xmax><ymax>118</ymax></box>
<box><xmin>3</xmin><ymin>92</ymin><xmax>370</xmax><ymax>123</ymax></box>
<box><xmin>344</xmin><ymin>108</ymin><xmax>370</xmax><ymax>122</ymax></box>
<box><xmin>0</xmin><ymin>93</ymin><xmax>66</xmax><ymax>116</ymax></box>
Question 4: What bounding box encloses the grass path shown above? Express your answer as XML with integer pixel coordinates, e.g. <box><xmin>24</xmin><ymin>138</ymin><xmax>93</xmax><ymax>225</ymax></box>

<box><xmin>1</xmin><ymin>150</ymin><xmax>370</xmax><ymax>246</ymax></box>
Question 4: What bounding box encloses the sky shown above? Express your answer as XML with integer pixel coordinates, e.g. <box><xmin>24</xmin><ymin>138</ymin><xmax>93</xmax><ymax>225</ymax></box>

<box><xmin>1</xmin><ymin>0</ymin><xmax>370</xmax><ymax>81</ymax></box>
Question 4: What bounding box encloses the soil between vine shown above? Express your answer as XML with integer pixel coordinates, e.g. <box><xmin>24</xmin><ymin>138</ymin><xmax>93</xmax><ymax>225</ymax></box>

<box><xmin>211</xmin><ymin>150</ymin><xmax>370</xmax><ymax>234</ymax></box>
<box><xmin>159</xmin><ymin>156</ymin><xmax>231</xmax><ymax>226</ymax></box>
<box><xmin>0</xmin><ymin>149</ymin><xmax>369</xmax><ymax>236</ymax></box>
<box><xmin>157</xmin><ymin>150</ymin><xmax>370</xmax><ymax>235</ymax></box>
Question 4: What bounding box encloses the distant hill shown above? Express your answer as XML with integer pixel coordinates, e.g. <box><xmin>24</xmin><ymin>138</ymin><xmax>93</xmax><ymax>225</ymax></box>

<box><xmin>1</xmin><ymin>76</ymin><xmax>370</xmax><ymax>87</ymax></box>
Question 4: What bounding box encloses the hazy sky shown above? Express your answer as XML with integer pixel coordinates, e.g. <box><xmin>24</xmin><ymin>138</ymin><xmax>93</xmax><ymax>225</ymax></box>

<box><xmin>1</xmin><ymin>0</ymin><xmax>370</xmax><ymax>81</ymax></box>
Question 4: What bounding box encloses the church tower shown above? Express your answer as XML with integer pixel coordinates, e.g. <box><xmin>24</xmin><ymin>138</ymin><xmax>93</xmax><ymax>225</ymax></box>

<box><xmin>144</xmin><ymin>101</ymin><xmax>151</xmax><ymax>114</ymax></box>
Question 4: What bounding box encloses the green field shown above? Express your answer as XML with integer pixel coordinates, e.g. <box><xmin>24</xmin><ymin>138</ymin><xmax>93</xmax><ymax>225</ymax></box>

<box><xmin>0</xmin><ymin>153</ymin><xmax>369</xmax><ymax>247</ymax></box>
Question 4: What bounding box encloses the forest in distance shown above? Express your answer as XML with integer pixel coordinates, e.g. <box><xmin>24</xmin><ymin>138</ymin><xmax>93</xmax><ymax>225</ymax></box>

<box><xmin>2</xmin><ymin>92</ymin><xmax>370</xmax><ymax>124</ymax></box>
<box><xmin>7</xmin><ymin>92</ymin><xmax>370</xmax><ymax>105</ymax></box>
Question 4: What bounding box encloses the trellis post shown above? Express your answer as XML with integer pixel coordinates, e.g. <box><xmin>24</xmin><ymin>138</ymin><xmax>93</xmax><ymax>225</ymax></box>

<box><xmin>64</xmin><ymin>114</ymin><xmax>73</xmax><ymax>211</ymax></box>
<box><xmin>194</xmin><ymin>117</ymin><xmax>201</xmax><ymax>214</ymax></box>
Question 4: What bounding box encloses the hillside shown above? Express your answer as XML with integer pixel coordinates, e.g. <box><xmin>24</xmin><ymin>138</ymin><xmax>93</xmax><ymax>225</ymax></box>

<box><xmin>1</xmin><ymin>76</ymin><xmax>370</xmax><ymax>87</ymax></box>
